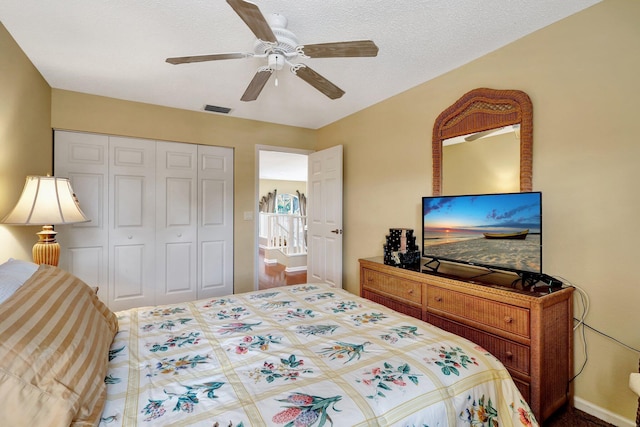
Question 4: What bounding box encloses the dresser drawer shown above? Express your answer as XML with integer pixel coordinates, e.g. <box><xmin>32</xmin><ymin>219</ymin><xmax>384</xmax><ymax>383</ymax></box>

<box><xmin>427</xmin><ymin>314</ymin><xmax>531</xmax><ymax>375</ymax></box>
<box><xmin>428</xmin><ymin>286</ymin><xmax>530</xmax><ymax>338</ymax></box>
<box><xmin>362</xmin><ymin>268</ymin><xmax>422</xmax><ymax>305</ymax></box>
<box><xmin>362</xmin><ymin>290</ymin><xmax>422</xmax><ymax>319</ymax></box>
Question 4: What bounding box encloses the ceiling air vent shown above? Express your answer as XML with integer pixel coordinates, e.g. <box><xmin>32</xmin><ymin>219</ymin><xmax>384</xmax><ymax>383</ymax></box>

<box><xmin>204</xmin><ymin>104</ymin><xmax>232</xmax><ymax>114</ymax></box>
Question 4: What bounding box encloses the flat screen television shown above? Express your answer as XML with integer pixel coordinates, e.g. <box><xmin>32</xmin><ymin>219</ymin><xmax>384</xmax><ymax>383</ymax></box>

<box><xmin>422</xmin><ymin>192</ymin><xmax>542</xmax><ymax>276</ymax></box>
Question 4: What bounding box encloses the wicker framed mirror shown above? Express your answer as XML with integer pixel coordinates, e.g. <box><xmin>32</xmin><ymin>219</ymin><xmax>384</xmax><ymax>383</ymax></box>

<box><xmin>432</xmin><ymin>88</ymin><xmax>533</xmax><ymax>196</ymax></box>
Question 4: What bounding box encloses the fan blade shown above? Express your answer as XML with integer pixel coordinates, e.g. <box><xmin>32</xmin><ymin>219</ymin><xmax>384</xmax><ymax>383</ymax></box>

<box><xmin>294</xmin><ymin>65</ymin><xmax>345</xmax><ymax>100</ymax></box>
<box><xmin>299</xmin><ymin>40</ymin><xmax>379</xmax><ymax>58</ymax></box>
<box><xmin>241</xmin><ymin>69</ymin><xmax>273</xmax><ymax>102</ymax></box>
<box><xmin>227</xmin><ymin>0</ymin><xmax>277</xmax><ymax>43</ymax></box>
<box><xmin>166</xmin><ymin>53</ymin><xmax>249</xmax><ymax>65</ymax></box>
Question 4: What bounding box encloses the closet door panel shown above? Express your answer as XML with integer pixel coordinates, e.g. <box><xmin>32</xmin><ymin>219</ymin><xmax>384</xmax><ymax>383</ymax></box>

<box><xmin>109</xmin><ymin>136</ymin><xmax>156</xmax><ymax>311</ymax></box>
<box><xmin>54</xmin><ymin>131</ymin><xmax>109</xmax><ymax>301</ymax></box>
<box><xmin>69</xmin><ymin>173</ymin><xmax>105</xmax><ymax>230</ymax></box>
<box><xmin>201</xmin><ymin>179</ymin><xmax>225</xmax><ymax>225</ymax></box>
<box><xmin>197</xmin><ymin>146</ymin><xmax>234</xmax><ymax>298</ymax></box>
<box><xmin>164</xmin><ymin>242</ymin><xmax>193</xmax><ymax>293</ymax></box>
<box><xmin>112</xmin><ymin>244</ymin><xmax>146</xmax><ymax>298</ymax></box>
<box><xmin>201</xmin><ymin>240</ymin><xmax>224</xmax><ymax>291</ymax></box>
<box><xmin>156</xmin><ymin>141</ymin><xmax>198</xmax><ymax>304</ymax></box>
<box><xmin>114</xmin><ymin>175</ymin><xmax>145</xmax><ymax>226</ymax></box>
<box><xmin>67</xmin><ymin>247</ymin><xmax>103</xmax><ymax>288</ymax></box>
<box><xmin>166</xmin><ymin>179</ymin><xmax>192</xmax><ymax>225</ymax></box>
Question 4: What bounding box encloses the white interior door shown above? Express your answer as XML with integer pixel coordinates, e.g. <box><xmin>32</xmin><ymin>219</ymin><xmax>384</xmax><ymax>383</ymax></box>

<box><xmin>307</xmin><ymin>145</ymin><xmax>343</xmax><ymax>287</ymax></box>
<box><xmin>155</xmin><ymin>141</ymin><xmax>198</xmax><ymax>304</ymax></box>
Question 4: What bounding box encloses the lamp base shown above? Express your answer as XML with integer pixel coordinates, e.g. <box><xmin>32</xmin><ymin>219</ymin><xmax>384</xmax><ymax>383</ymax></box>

<box><xmin>33</xmin><ymin>225</ymin><xmax>60</xmax><ymax>266</ymax></box>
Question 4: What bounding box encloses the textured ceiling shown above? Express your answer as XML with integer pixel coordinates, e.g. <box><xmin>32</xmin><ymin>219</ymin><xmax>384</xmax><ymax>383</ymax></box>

<box><xmin>1</xmin><ymin>0</ymin><xmax>600</xmax><ymax>129</ymax></box>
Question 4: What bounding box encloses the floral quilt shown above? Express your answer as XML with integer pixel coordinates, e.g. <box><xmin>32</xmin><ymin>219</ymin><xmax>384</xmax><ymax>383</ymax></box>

<box><xmin>100</xmin><ymin>283</ymin><xmax>538</xmax><ymax>426</ymax></box>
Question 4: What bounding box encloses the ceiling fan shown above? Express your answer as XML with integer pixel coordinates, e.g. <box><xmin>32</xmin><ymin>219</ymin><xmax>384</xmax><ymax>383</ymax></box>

<box><xmin>166</xmin><ymin>0</ymin><xmax>379</xmax><ymax>102</ymax></box>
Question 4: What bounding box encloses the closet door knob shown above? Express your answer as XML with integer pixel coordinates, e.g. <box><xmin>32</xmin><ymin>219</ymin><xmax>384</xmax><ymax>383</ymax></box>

<box><xmin>177</xmin><ymin>233</ymin><xmax>182</xmax><ymax>237</ymax></box>
<box><xmin>127</xmin><ymin>235</ymin><xmax>133</xmax><ymax>240</ymax></box>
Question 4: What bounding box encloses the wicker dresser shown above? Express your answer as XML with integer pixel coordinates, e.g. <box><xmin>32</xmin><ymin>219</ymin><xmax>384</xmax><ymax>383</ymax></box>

<box><xmin>359</xmin><ymin>257</ymin><xmax>574</xmax><ymax>423</ymax></box>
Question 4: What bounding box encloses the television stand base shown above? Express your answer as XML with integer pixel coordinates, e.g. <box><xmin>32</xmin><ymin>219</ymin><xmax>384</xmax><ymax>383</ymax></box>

<box><xmin>515</xmin><ymin>272</ymin><xmax>563</xmax><ymax>291</ymax></box>
<box><xmin>423</xmin><ymin>258</ymin><xmax>441</xmax><ymax>273</ymax></box>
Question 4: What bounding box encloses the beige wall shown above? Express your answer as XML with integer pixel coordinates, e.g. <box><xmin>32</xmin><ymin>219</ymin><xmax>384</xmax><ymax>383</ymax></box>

<box><xmin>0</xmin><ymin>24</ymin><xmax>53</xmax><ymax>262</ymax></box>
<box><xmin>317</xmin><ymin>0</ymin><xmax>640</xmax><ymax>421</ymax></box>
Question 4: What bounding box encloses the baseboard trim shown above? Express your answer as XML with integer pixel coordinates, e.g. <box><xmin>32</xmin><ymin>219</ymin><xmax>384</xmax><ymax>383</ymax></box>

<box><xmin>285</xmin><ymin>266</ymin><xmax>307</xmax><ymax>273</ymax></box>
<box><xmin>263</xmin><ymin>258</ymin><xmax>278</xmax><ymax>265</ymax></box>
<box><xmin>574</xmin><ymin>396</ymin><xmax>635</xmax><ymax>427</ymax></box>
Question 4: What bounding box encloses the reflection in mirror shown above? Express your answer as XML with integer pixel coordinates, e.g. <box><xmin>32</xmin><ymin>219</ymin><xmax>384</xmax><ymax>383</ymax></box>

<box><xmin>443</xmin><ymin>125</ymin><xmax>520</xmax><ymax>195</ymax></box>
<box><xmin>432</xmin><ymin>88</ymin><xmax>532</xmax><ymax>196</ymax></box>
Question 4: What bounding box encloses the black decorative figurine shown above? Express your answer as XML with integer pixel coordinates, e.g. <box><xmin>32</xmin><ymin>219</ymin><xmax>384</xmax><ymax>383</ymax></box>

<box><xmin>383</xmin><ymin>228</ymin><xmax>420</xmax><ymax>270</ymax></box>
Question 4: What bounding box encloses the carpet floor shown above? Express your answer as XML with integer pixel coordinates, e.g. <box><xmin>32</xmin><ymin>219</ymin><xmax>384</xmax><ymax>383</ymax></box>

<box><xmin>544</xmin><ymin>406</ymin><xmax>616</xmax><ymax>426</ymax></box>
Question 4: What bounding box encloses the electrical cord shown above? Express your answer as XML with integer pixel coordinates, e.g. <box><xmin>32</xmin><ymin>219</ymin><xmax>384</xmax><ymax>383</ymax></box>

<box><xmin>561</xmin><ymin>277</ymin><xmax>639</xmax><ymax>353</ymax></box>
<box><xmin>566</xmin><ymin>279</ymin><xmax>589</xmax><ymax>385</ymax></box>
<box><xmin>575</xmin><ymin>320</ymin><xmax>640</xmax><ymax>354</ymax></box>
<box><xmin>552</xmin><ymin>275</ymin><xmax>640</xmax><ymax>392</ymax></box>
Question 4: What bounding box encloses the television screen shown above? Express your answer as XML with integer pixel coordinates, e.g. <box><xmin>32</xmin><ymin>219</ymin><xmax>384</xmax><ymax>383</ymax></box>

<box><xmin>422</xmin><ymin>192</ymin><xmax>542</xmax><ymax>274</ymax></box>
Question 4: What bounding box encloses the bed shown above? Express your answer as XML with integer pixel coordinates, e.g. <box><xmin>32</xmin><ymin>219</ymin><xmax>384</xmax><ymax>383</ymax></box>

<box><xmin>0</xmin><ymin>263</ymin><xmax>538</xmax><ymax>426</ymax></box>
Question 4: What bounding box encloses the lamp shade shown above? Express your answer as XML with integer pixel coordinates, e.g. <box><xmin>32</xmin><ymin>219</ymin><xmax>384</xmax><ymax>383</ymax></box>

<box><xmin>2</xmin><ymin>176</ymin><xmax>89</xmax><ymax>225</ymax></box>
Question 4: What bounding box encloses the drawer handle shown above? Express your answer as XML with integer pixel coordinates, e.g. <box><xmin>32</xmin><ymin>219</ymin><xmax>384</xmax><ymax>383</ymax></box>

<box><xmin>505</xmin><ymin>351</ymin><xmax>513</xmax><ymax>359</ymax></box>
<box><xmin>504</xmin><ymin>316</ymin><xmax>513</xmax><ymax>323</ymax></box>
<box><xmin>408</xmin><ymin>289</ymin><xmax>414</xmax><ymax>295</ymax></box>
<box><xmin>434</xmin><ymin>296</ymin><xmax>443</xmax><ymax>302</ymax></box>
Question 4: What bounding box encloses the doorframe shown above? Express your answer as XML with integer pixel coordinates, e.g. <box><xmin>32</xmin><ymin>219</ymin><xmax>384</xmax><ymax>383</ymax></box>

<box><xmin>253</xmin><ymin>145</ymin><xmax>314</xmax><ymax>291</ymax></box>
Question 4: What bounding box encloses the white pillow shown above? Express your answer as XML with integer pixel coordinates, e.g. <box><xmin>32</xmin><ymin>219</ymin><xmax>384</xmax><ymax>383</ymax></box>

<box><xmin>0</xmin><ymin>274</ymin><xmax>24</xmax><ymax>304</ymax></box>
<box><xmin>0</xmin><ymin>258</ymin><xmax>39</xmax><ymax>304</ymax></box>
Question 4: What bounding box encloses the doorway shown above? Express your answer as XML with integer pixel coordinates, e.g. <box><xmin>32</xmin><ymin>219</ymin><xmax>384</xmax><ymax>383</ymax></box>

<box><xmin>255</xmin><ymin>146</ymin><xmax>313</xmax><ymax>290</ymax></box>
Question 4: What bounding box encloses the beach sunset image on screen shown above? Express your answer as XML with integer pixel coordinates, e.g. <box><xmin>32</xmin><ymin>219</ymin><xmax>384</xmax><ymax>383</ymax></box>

<box><xmin>422</xmin><ymin>192</ymin><xmax>542</xmax><ymax>273</ymax></box>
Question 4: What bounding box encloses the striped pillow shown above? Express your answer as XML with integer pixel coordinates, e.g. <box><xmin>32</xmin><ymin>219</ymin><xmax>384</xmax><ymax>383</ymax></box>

<box><xmin>0</xmin><ymin>265</ymin><xmax>118</xmax><ymax>426</ymax></box>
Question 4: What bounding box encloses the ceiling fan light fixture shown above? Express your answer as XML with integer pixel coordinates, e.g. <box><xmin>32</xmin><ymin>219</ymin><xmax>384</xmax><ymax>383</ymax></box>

<box><xmin>268</xmin><ymin>53</ymin><xmax>285</xmax><ymax>71</ymax></box>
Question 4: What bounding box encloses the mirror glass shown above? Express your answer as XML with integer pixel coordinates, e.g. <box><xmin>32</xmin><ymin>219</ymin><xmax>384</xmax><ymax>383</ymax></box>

<box><xmin>432</xmin><ymin>88</ymin><xmax>533</xmax><ymax>196</ymax></box>
<box><xmin>442</xmin><ymin>125</ymin><xmax>520</xmax><ymax>195</ymax></box>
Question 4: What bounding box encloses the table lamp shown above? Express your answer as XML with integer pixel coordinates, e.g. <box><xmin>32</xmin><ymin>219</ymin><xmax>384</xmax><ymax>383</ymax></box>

<box><xmin>1</xmin><ymin>176</ymin><xmax>89</xmax><ymax>266</ymax></box>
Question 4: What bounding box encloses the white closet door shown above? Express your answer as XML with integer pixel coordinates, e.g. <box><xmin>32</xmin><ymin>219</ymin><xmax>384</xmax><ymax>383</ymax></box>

<box><xmin>197</xmin><ymin>145</ymin><xmax>234</xmax><ymax>299</ymax></box>
<box><xmin>155</xmin><ymin>141</ymin><xmax>198</xmax><ymax>304</ymax></box>
<box><xmin>109</xmin><ymin>136</ymin><xmax>156</xmax><ymax>310</ymax></box>
<box><xmin>54</xmin><ymin>131</ymin><xmax>109</xmax><ymax>301</ymax></box>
